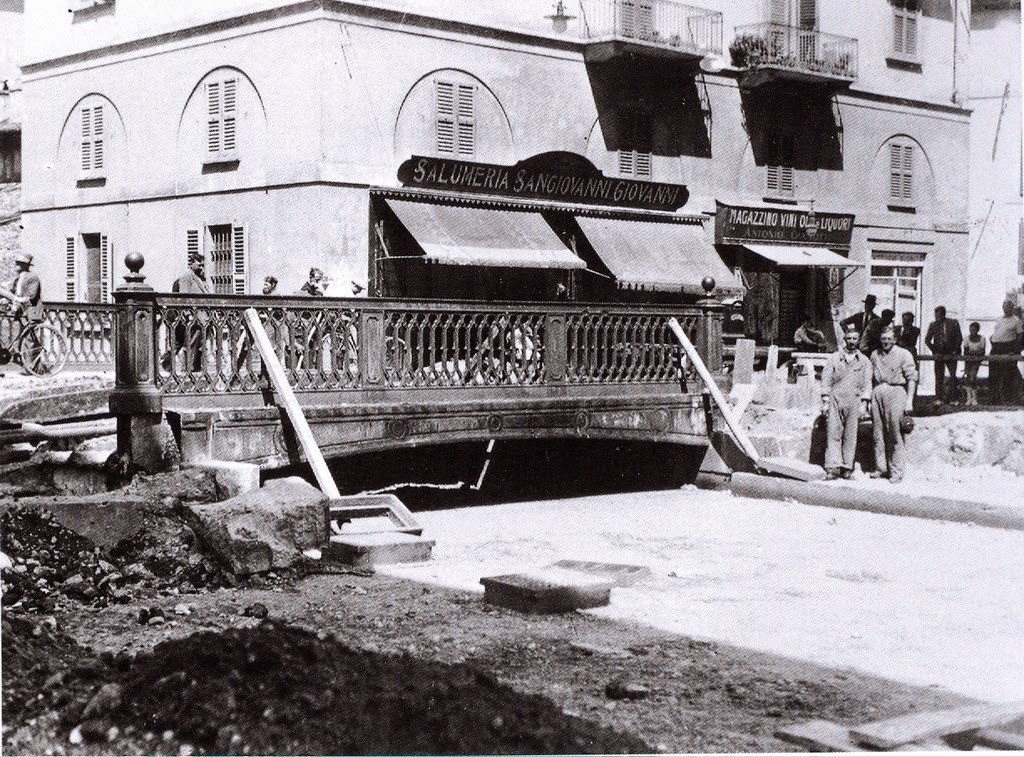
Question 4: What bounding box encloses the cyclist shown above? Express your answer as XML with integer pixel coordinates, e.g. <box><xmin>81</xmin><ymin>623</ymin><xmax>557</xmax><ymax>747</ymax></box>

<box><xmin>1</xmin><ymin>252</ymin><xmax>43</xmax><ymax>323</ymax></box>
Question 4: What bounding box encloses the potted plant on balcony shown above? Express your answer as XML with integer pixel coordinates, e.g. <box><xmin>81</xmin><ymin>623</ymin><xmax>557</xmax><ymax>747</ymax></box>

<box><xmin>728</xmin><ymin>33</ymin><xmax>771</xmax><ymax>68</ymax></box>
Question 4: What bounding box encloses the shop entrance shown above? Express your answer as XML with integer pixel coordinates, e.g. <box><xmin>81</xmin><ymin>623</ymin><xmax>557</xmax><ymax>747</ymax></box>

<box><xmin>869</xmin><ymin>262</ymin><xmax>923</xmax><ymax>347</ymax></box>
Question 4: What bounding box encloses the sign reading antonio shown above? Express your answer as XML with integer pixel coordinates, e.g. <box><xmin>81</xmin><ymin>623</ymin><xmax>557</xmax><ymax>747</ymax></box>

<box><xmin>715</xmin><ymin>201</ymin><xmax>855</xmax><ymax>248</ymax></box>
<box><xmin>398</xmin><ymin>152</ymin><xmax>689</xmax><ymax>212</ymax></box>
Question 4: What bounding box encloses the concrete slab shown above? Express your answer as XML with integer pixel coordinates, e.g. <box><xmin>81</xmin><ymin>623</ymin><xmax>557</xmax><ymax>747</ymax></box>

<box><xmin>480</xmin><ymin>566</ymin><xmax>615</xmax><ymax>614</ymax></box>
<box><xmin>545</xmin><ymin>559</ymin><xmax>651</xmax><ymax>587</ymax></box>
<box><xmin>774</xmin><ymin>720</ymin><xmax>859</xmax><ymax>752</ymax></box>
<box><xmin>324</xmin><ymin>532</ymin><xmax>435</xmax><ymax>568</ymax></box>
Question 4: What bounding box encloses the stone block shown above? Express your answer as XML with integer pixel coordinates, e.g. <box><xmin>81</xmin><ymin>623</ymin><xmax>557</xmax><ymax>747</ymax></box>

<box><xmin>480</xmin><ymin>567</ymin><xmax>615</xmax><ymax>614</ymax></box>
<box><xmin>185</xmin><ymin>476</ymin><xmax>329</xmax><ymax>576</ymax></box>
<box><xmin>323</xmin><ymin>532</ymin><xmax>434</xmax><ymax>567</ymax></box>
<box><xmin>191</xmin><ymin>459</ymin><xmax>261</xmax><ymax>500</ymax></box>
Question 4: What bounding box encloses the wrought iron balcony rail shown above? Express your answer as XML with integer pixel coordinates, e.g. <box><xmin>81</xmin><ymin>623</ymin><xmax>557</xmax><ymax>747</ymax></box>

<box><xmin>135</xmin><ymin>295</ymin><xmax>713</xmax><ymax>397</ymax></box>
<box><xmin>578</xmin><ymin>0</ymin><xmax>723</xmax><ymax>56</ymax></box>
<box><xmin>730</xmin><ymin>23</ymin><xmax>858</xmax><ymax>81</ymax></box>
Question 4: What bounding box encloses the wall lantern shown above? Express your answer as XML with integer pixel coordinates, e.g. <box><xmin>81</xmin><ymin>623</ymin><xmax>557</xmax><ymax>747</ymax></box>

<box><xmin>546</xmin><ymin>0</ymin><xmax>576</xmax><ymax>33</ymax></box>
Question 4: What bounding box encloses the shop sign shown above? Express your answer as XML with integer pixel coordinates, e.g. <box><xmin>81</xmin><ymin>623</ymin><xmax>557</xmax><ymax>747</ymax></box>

<box><xmin>715</xmin><ymin>201</ymin><xmax>854</xmax><ymax>247</ymax></box>
<box><xmin>397</xmin><ymin>152</ymin><xmax>689</xmax><ymax>212</ymax></box>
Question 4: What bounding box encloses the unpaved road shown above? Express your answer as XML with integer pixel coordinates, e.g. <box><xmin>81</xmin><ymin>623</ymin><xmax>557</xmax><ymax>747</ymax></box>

<box><xmin>378</xmin><ymin>487</ymin><xmax>1024</xmax><ymax>704</ymax></box>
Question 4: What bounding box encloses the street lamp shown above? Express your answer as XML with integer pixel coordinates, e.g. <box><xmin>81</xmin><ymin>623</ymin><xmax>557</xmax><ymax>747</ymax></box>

<box><xmin>546</xmin><ymin>0</ymin><xmax>575</xmax><ymax>33</ymax></box>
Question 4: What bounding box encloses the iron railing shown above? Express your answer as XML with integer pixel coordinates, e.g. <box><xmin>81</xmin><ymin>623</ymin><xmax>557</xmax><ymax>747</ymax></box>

<box><xmin>147</xmin><ymin>296</ymin><xmax>708</xmax><ymax>397</ymax></box>
<box><xmin>730</xmin><ymin>23</ymin><xmax>858</xmax><ymax>80</ymax></box>
<box><xmin>0</xmin><ymin>303</ymin><xmax>115</xmax><ymax>370</ymax></box>
<box><xmin>579</xmin><ymin>0</ymin><xmax>723</xmax><ymax>56</ymax></box>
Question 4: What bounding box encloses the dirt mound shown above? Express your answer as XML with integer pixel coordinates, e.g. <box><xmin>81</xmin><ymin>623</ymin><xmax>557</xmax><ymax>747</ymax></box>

<box><xmin>6</xmin><ymin>621</ymin><xmax>649</xmax><ymax>755</ymax></box>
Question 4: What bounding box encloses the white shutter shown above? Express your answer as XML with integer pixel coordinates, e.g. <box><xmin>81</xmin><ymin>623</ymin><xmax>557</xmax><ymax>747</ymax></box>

<box><xmin>187</xmin><ymin>229</ymin><xmax>200</xmax><ymax>263</ymax></box>
<box><xmin>81</xmin><ymin>108</ymin><xmax>92</xmax><ymax>172</ymax></box>
<box><xmin>905</xmin><ymin>13</ymin><xmax>917</xmax><ymax>56</ymax></box>
<box><xmin>893</xmin><ymin>12</ymin><xmax>905</xmax><ymax>52</ymax></box>
<box><xmin>456</xmin><ymin>84</ymin><xmax>475</xmax><ymax>157</ymax></box>
<box><xmin>618</xmin><ymin>149</ymin><xmax>635</xmax><ymax>175</ymax></box>
<box><xmin>231</xmin><ymin>225</ymin><xmax>248</xmax><ymax>294</ymax></box>
<box><xmin>435</xmin><ymin>81</ymin><xmax>455</xmax><ymax>154</ymax></box>
<box><xmin>92</xmin><ymin>105</ymin><xmax>104</xmax><ymax>171</ymax></box>
<box><xmin>65</xmin><ymin>237</ymin><xmax>77</xmax><ymax>301</ymax></box>
<box><xmin>769</xmin><ymin>0</ymin><xmax>790</xmax><ymax>24</ymax></box>
<box><xmin>635</xmin><ymin>151</ymin><xmax>652</xmax><ymax>178</ymax></box>
<box><xmin>780</xmin><ymin>165</ymin><xmax>794</xmax><ymax>194</ymax></box>
<box><xmin>900</xmin><ymin>144</ymin><xmax>913</xmax><ymax>201</ymax></box>
<box><xmin>889</xmin><ymin>143</ymin><xmax>903</xmax><ymax>200</ymax></box>
<box><xmin>207</xmin><ymin>81</ymin><xmax>221</xmax><ymax>153</ymax></box>
<box><xmin>766</xmin><ymin>164</ymin><xmax>780</xmax><ymax>194</ymax></box>
<box><xmin>99</xmin><ymin>234</ymin><xmax>111</xmax><ymax>303</ymax></box>
<box><xmin>222</xmin><ymin>79</ymin><xmax>237</xmax><ymax>152</ymax></box>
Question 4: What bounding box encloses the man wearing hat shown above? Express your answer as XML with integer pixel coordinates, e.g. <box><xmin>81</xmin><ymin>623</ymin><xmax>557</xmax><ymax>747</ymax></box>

<box><xmin>869</xmin><ymin>325</ymin><xmax>918</xmax><ymax>483</ymax></box>
<box><xmin>164</xmin><ymin>254</ymin><xmax>210</xmax><ymax>372</ymax></box>
<box><xmin>1</xmin><ymin>252</ymin><xmax>44</xmax><ymax>323</ymax></box>
<box><xmin>840</xmin><ymin>294</ymin><xmax>878</xmax><ymax>341</ymax></box>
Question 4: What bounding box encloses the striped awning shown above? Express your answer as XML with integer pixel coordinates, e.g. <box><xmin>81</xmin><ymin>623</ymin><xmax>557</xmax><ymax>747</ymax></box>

<box><xmin>743</xmin><ymin>243</ymin><xmax>862</xmax><ymax>268</ymax></box>
<box><xmin>575</xmin><ymin>216</ymin><xmax>742</xmax><ymax>293</ymax></box>
<box><xmin>385</xmin><ymin>199</ymin><xmax>585</xmax><ymax>269</ymax></box>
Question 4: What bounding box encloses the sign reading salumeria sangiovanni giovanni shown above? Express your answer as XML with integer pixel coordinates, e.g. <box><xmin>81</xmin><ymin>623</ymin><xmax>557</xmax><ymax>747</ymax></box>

<box><xmin>715</xmin><ymin>201</ymin><xmax>855</xmax><ymax>248</ymax></box>
<box><xmin>397</xmin><ymin>152</ymin><xmax>689</xmax><ymax>212</ymax></box>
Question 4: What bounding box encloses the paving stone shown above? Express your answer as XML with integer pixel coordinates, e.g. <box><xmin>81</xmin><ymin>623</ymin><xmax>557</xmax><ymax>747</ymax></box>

<box><xmin>323</xmin><ymin>532</ymin><xmax>434</xmax><ymax>568</ymax></box>
<box><xmin>480</xmin><ymin>567</ymin><xmax>615</xmax><ymax>614</ymax></box>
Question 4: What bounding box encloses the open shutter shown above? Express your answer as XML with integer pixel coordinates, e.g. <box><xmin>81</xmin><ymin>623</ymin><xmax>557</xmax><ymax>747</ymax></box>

<box><xmin>456</xmin><ymin>84</ymin><xmax>475</xmax><ymax>157</ymax></box>
<box><xmin>435</xmin><ymin>81</ymin><xmax>455</xmax><ymax>154</ymax></box>
<box><xmin>81</xmin><ymin>108</ymin><xmax>92</xmax><ymax>172</ymax></box>
<box><xmin>222</xmin><ymin>79</ymin><xmax>237</xmax><ymax>152</ymax></box>
<box><xmin>187</xmin><ymin>229</ymin><xmax>200</xmax><ymax>264</ymax></box>
<box><xmin>65</xmin><ymin>237</ymin><xmax>77</xmax><ymax>301</ymax></box>
<box><xmin>207</xmin><ymin>81</ymin><xmax>221</xmax><ymax>154</ymax></box>
<box><xmin>99</xmin><ymin>234</ymin><xmax>111</xmax><ymax>303</ymax></box>
<box><xmin>231</xmin><ymin>225</ymin><xmax>248</xmax><ymax>295</ymax></box>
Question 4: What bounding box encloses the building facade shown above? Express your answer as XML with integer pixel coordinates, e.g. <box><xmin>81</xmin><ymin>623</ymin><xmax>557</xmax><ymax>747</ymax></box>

<box><xmin>20</xmin><ymin>0</ymin><xmax>972</xmax><ymax>357</ymax></box>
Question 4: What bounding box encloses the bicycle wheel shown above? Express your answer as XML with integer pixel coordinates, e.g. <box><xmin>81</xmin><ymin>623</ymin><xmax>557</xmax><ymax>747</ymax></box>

<box><xmin>18</xmin><ymin>323</ymin><xmax>69</xmax><ymax>376</ymax></box>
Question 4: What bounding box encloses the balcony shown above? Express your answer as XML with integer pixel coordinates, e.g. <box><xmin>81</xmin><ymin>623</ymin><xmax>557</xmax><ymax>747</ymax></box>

<box><xmin>730</xmin><ymin>23</ymin><xmax>858</xmax><ymax>88</ymax></box>
<box><xmin>579</xmin><ymin>0</ymin><xmax>723</xmax><ymax>62</ymax></box>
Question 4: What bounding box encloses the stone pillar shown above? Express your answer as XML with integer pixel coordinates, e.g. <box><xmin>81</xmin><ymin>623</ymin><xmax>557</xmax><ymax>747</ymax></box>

<box><xmin>108</xmin><ymin>253</ymin><xmax>169</xmax><ymax>473</ymax></box>
<box><xmin>695</xmin><ymin>276</ymin><xmax>724</xmax><ymax>373</ymax></box>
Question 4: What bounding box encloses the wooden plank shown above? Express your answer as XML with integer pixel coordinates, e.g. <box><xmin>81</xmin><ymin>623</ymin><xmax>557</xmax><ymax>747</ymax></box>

<box><xmin>243</xmin><ymin>308</ymin><xmax>341</xmax><ymax>499</ymax></box>
<box><xmin>850</xmin><ymin>700</ymin><xmax>1024</xmax><ymax>750</ymax></box>
<box><xmin>733</xmin><ymin>338</ymin><xmax>756</xmax><ymax>384</ymax></box>
<box><xmin>774</xmin><ymin>720</ymin><xmax>860</xmax><ymax>752</ymax></box>
<box><xmin>759</xmin><ymin>455</ymin><xmax>826</xmax><ymax>482</ymax></box>
<box><xmin>975</xmin><ymin>727</ymin><xmax>1024</xmax><ymax>750</ymax></box>
<box><xmin>668</xmin><ymin>318</ymin><xmax>761</xmax><ymax>464</ymax></box>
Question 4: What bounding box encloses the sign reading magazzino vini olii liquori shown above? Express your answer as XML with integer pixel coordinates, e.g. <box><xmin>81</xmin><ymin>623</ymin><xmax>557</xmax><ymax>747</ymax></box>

<box><xmin>715</xmin><ymin>201</ymin><xmax>855</xmax><ymax>248</ymax></box>
<box><xmin>397</xmin><ymin>152</ymin><xmax>689</xmax><ymax>212</ymax></box>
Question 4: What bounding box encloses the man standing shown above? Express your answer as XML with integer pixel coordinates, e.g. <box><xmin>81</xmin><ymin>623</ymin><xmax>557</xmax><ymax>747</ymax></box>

<box><xmin>870</xmin><ymin>326</ymin><xmax>918</xmax><ymax>484</ymax></box>
<box><xmin>860</xmin><ymin>308</ymin><xmax>894</xmax><ymax>357</ymax></box>
<box><xmin>989</xmin><ymin>299</ymin><xmax>1023</xmax><ymax>404</ymax></box>
<box><xmin>167</xmin><ymin>254</ymin><xmax>210</xmax><ymax>371</ymax></box>
<box><xmin>821</xmin><ymin>325</ymin><xmax>871</xmax><ymax>480</ymax></box>
<box><xmin>840</xmin><ymin>294</ymin><xmax>878</xmax><ymax>336</ymax></box>
<box><xmin>924</xmin><ymin>306</ymin><xmax>962</xmax><ymax>403</ymax></box>
<box><xmin>894</xmin><ymin>311</ymin><xmax>921</xmax><ymax>359</ymax></box>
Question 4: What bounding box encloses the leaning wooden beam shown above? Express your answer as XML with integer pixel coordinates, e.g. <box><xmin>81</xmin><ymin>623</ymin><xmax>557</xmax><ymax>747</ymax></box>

<box><xmin>668</xmin><ymin>317</ymin><xmax>762</xmax><ymax>464</ymax></box>
<box><xmin>850</xmin><ymin>700</ymin><xmax>1024</xmax><ymax>750</ymax></box>
<box><xmin>243</xmin><ymin>307</ymin><xmax>341</xmax><ymax>499</ymax></box>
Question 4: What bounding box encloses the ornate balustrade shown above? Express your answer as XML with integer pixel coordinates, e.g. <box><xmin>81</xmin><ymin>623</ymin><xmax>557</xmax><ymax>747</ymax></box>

<box><xmin>147</xmin><ymin>295</ymin><xmax>709</xmax><ymax>400</ymax></box>
<box><xmin>0</xmin><ymin>303</ymin><xmax>115</xmax><ymax>370</ymax></box>
<box><xmin>579</xmin><ymin>0</ymin><xmax>723</xmax><ymax>58</ymax></box>
<box><xmin>730</xmin><ymin>23</ymin><xmax>858</xmax><ymax>84</ymax></box>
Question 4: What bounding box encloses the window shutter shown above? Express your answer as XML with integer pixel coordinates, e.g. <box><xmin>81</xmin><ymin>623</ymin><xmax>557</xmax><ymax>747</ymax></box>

<box><xmin>207</xmin><ymin>82</ymin><xmax>221</xmax><ymax>153</ymax></box>
<box><xmin>456</xmin><ymin>84</ymin><xmax>475</xmax><ymax>157</ymax></box>
<box><xmin>92</xmin><ymin>105</ymin><xmax>104</xmax><ymax>170</ymax></box>
<box><xmin>780</xmin><ymin>165</ymin><xmax>794</xmax><ymax>194</ymax></box>
<box><xmin>99</xmin><ymin>234</ymin><xmax>111</xmax><ymax>303</ymax></box>
<box><xmin>231</xmin><ymin>225</ymin><xmax>248</xmax><ymax>295</ymax></box>
<box><xmin>81</xmin><ymin>108</ymin><xmax>92</xmax><ymax>172</ymax></box>
<box><xmin>187</xmin><ymin>229</ymin><xmax>200</xmax><ymax>263</ymax></box>
<box><xmin>905</xmin><ymin>13</ymin><xmax>917</xmax><ymax>56</ymax></box>
<box><xmin>618</xmin><ymin>149</ymin><xmax>635</xmax><ymax>175</ymax></box>
<box><xmin>798</xmin><ymin>0</ymin><xmax>816</xmax><ymax>29</ymax></box>
<box><xmin>769</xmin><ymin>0</ymin><xmax>789</xmax><ymax>24</ymax></box>
<box><xmin>435</xmin><ymin>81</ymin><xmax>455</xmax><ymax>154</ymax></box>
<box><xmin>893</xmin><ymin>12</ymin><xmax>905</xmax><ymax>52</ymax></box>
<box><xmin>766</xmin><ymin>164</ymin><xmax>780</xmax><ymax>193</ymax></box>
<box><xmin>65</xmin><ymin>237</ymin><xmax>77</xmax><ymax>301</ymax></box>
<box><xmin>638</xmin><ymin>1</ymin><xmax>654</xmax><ymax>37</ymax></box>
<box><xmin>900</xmin><ymin>144</ymin><xmax>913</xmax><ymax>200</ymax></box>
<box><xmin>222</xmin><ymin>79</ymin><xmax>237</xmax><ymax>152</ymax></box>
<box><xmin>889</xmin><ymin>143</ymin><xmax>902</xmax><ymax>199</ymax></box>
<box><xmin>635</xmin><ymin>151</ymin><xmax>652</xmax><ymax>178</ymax></box>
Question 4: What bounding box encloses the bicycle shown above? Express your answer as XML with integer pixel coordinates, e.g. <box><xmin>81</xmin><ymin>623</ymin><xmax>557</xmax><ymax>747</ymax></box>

<box><xmin>0</xmin><ymin>304</ymin><xmax>69</xmax><ymax>376</ymax></box>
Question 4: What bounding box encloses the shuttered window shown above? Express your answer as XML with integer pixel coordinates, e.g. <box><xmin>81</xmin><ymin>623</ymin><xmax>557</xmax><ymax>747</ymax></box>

<box><xmin>618</xmin><ymin>149</ymin><xmax>653</xmax><ymax>179</ymax></box>
<box><xmin>206</xmin><ymin>78</ymin><xmax>238</xmax><ymax>157</ymax></box>
<box><xmin>435</xmin><ymin>81</ymin><xmax>475</xmax><ymax>157</ymax></box>
<box><xmin>889</xmin><ymin>141</ymin><xmax>914</xmax><ymax>204</ymax></box>
<box><xmin>766</xmin><ymin>134</ymin><xmax>795</xmax><ymax>197</ymax></box>
<box><xmin>197</xmin><ymin>224</ymin><xmax>248</xmax><ymax>294</ymax></box>
<box><xmin>80</xmin><ymin>105</ymin><xmax>104</xmax><ymax>174</ymax></box>
<box><xmin>620</xmin><ymin>0</ymin><xmax>655</xmax><ymax>38</ymax></box>
<box><xmin>65</xmin><ymin>237</ymin><xmax>77</xmax><ymax>300</ymax></box>
<box><xmin>892</xmin><ymin>0</ymin><xmax>919</xmax><ymax>58</ymax></box>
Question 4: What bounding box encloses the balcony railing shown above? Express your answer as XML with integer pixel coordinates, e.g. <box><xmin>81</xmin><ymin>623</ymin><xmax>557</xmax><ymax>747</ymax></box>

<box><xmin>579</xmin><ymin>0</ymin><xmax>723</xmax><ymax>57</ymax></box>
<box><xmin>730</xmin><ymin>23</ymin><xmax>858</xmax><ymax>83</ymax></box>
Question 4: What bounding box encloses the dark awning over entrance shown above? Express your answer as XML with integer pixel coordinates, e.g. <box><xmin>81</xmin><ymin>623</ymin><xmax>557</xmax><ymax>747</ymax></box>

<box><xmin>742</xmin><ymin>243</ymin><xmax>862</xmax><ymax>268</ymax></box>
<box><xmin>385</xmin><ymin>199</ymin><xmax>585</xmax><ymax>269</ymax></box>
<box><xmin>575</xmin><ymin>216</ymin><xmax>742</xmax><ymax>293</ymax></box>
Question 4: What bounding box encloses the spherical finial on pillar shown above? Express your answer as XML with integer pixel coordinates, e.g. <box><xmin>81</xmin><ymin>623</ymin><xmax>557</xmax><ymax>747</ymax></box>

<box><xmin>120</xmin><ymin>252</ymin><xmax>150</xmax><ymax>290</ymax></box>
<box><xmin>125</xmin><ymin>251</ymin><xmax>144</xmax><ymax>274</ymax></box>
<box><xmin>701</xmin><ymin>276</ymin><xmax>716</xmax><ymax>295</ymax></box>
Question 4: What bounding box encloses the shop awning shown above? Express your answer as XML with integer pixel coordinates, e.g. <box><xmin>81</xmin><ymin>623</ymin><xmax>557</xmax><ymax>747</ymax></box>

<box><xmin>743</xmin><ymin>243</ymin><xmax>862</xmax><ymax>268</ymax></box>
<box><xmin>575</xmin><ymin>217</ymin><xmax>742</xmax><ymax>293</ymax></box>
<box><xmin>385</xmin><ymin>199</ymin><xmax>585</xmax><ymax>269</ymax></box>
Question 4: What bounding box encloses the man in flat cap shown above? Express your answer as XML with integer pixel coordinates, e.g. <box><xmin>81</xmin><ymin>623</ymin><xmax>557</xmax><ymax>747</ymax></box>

<box><xmin>869</xmin><ymin>325</ymin><xmax>918</xmax><ymax>483</ymax></box>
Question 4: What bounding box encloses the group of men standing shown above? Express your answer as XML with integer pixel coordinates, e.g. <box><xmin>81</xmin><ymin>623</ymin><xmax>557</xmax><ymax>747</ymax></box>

<box><xmin>823</xmin><ymin>298</ymin><xmax>919</xmax><ymax>484</ymax></box>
